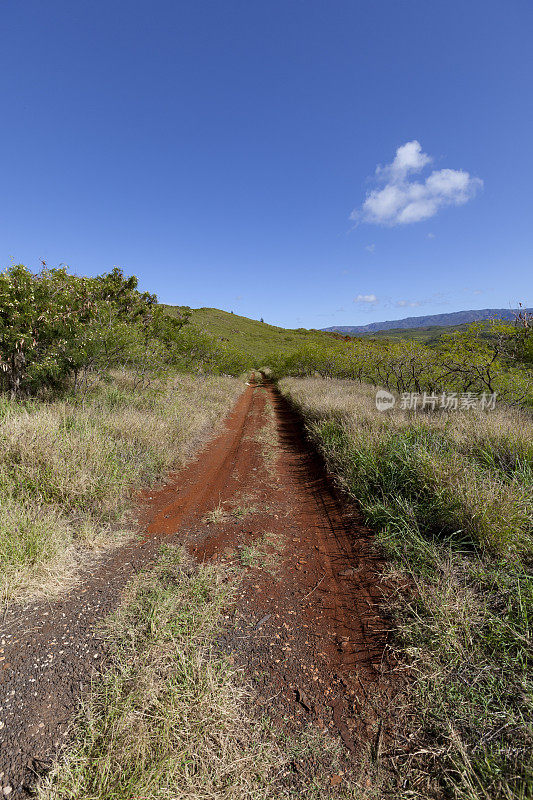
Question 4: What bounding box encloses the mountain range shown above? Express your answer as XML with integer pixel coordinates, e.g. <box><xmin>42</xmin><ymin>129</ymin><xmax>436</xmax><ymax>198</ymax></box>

<box><xmin>322</xmin><ymin>308</ymin><xmax>532</xmax><ymax>336</ymax></box>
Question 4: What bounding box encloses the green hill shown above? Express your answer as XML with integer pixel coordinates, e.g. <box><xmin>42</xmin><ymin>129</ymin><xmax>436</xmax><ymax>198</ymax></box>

<box><xmin>162</xmin><ymin>306</ymin><xmax>335</xmax><ymax>363</ymax></box>
<box><xmin>162</xmin><ymin>305</ymin><xmax>492</xmax><ymax>362</ymax></box>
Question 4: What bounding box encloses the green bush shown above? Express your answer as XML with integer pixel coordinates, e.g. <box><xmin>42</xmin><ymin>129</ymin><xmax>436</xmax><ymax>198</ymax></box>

<box><xmin>0</xmin><ymin>264</ymin><xmax>191</xmax><ymax>396</ymax></box>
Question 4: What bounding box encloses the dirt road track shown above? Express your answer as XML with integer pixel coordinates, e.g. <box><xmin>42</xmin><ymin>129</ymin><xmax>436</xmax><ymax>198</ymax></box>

<box><xmin>0</xmin><ymin>381</ymin><xmax>394</xmax><ymax>795</ymax></box>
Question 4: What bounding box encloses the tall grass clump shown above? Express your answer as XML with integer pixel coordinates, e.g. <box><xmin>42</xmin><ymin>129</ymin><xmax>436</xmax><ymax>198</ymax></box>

<box><xmin>280</xmin><ymin>377</ymin><xmax>533</xmax><ymax>800</ymax></box>
<box><xmin>0</xmin><ymin>373</ymin><xmax>242</xmax><ymax>603</ymax></box>
<box><xmin>39</xmin><ymin>547</ymin><xmax>281</xmax><ymax>800</ymax></box>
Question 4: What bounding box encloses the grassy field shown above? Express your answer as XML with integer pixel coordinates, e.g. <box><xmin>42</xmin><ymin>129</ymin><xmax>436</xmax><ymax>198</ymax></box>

<box><xmin>0</xmin><ymin>372</ymin><xmax>242</xmax><ymax>604</ymax></box>
<box><xmin>280</xmin><ymin>377</ymin><xmax>533</xmax><ymax>800</ymax></box>
<box><xmin>163</xmin><ymin>305</ymin><xmax>344</xmax><ymax>363</ymax></box>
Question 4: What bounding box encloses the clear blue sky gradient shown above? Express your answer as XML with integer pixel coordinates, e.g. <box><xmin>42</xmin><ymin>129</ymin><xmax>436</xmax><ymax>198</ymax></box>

<box><xmin>1</xmin><ymin>1</ymin><xmax>532</xmax><ymax>328</ymax></box>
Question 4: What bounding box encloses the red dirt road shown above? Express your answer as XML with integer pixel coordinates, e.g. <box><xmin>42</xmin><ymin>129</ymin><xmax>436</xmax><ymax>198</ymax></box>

<box><xmin>0</xmin><ymin>381</ymin><xmax>394</xmax><ymax>796</ymax></box>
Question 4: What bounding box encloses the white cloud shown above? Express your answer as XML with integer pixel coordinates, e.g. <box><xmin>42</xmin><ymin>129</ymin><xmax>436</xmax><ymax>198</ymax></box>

<box><xmin>396</xmin><ymin>299</ymin><xmax>421</xmax><ymax>308</ymax></box>
<box><xmin>354</xmin><ymin>294</ymin><xmax>378</xmax><ymax>304</ymax></box>
<box><xmin>352</xmin><ymin>141</ymin><xmax>482</xmax><ymax>226</ymax></box>
<box><xmin>377</xmin><ymin>140</ymin><xmax>431</xmax><ymax>181</ymax></box>
<box><xmin>365</xmin><ymin>243</ymin><xmax>376</xmax><ymax>252</ymax></box>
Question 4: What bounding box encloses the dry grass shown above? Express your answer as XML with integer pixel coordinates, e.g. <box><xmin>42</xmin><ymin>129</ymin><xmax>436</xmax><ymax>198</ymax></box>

<box><xmin>0</xmin><ymin>373</ymin><xmax>243</xmax><ymax>604</ymax></box>
<box><xmin>202</xmin><ymin>499</ymin><xmax>259</xmax><ymax>525</ymax></box>
<box><xmin>203</xmin><ymin>503</ymin><xmax>230</xmax><ymax>525</ymax></box>
<box><xmin>279</xmin><ymin>377</ymin><xmax>533</xmax><ymax>800</ymax></box>
<box><xmin>253</xmin><ymin>394</ymin><xmax>279</xmax><ymax>480</ymax></box>
<box><xmin>38</xmin><ymin>547</ymin><xmax>283</xmax><ymax>800</ymax></box>
<box><xmin>231</xmin><ymin>503</ymin><xmax>259</xmax><ymax>519</ymax></box>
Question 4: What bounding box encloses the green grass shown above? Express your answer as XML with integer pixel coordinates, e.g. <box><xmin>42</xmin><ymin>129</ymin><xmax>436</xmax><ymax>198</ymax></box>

<box><xmin>280</xmin><ymin>377</ymin><xmax>533</xmax><ymax>800</ymax></box>
<box><xmin>163</xmin><ymin>305</ymin><xmax>340</xmax><ymax>364</ymax></box>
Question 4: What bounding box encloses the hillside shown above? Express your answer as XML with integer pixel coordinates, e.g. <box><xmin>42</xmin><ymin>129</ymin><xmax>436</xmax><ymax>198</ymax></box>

<box><xmin>162</xmin><ymin>305</ymin><xmax>513</xmax><ymax>352</ymax></box>
<box><xmin>323</xmin><ymin>307</ymin><xmax>531</xmax><ymax>336</ymax></box>
<box><xmin>162</xmin><ymin>305</ymin><xmax>335</xmax><ymax>362</ymax></box>
<box><xmin>162</xmin><ymin>305</ymin><xmax>509</xmax><ymax>354</ymax></box>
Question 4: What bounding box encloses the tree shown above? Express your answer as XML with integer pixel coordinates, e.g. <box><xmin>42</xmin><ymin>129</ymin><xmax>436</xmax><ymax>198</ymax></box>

<box><xmin>0</xmin><ymin>264</ymin><xmax>193</xmax><ymax>396</ymax></box>
<box><xmin>0</xmin><ymin>264</ymin><xmax>94</xmax><ymax>395</ymax></box>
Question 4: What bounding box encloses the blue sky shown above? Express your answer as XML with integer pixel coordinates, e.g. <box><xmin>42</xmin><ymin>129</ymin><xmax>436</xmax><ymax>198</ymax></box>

<box><xmin>1</xmin><ymin>0</ymin><xmax>532</xmax><ymax>328</ymax></box>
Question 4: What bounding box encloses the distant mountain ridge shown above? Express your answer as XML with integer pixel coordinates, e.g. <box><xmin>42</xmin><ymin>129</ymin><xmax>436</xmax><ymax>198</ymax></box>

<box><xmin>322</xmin><ymin>308</ymin><xmax>532</xmax><ymax>335</ymax></box>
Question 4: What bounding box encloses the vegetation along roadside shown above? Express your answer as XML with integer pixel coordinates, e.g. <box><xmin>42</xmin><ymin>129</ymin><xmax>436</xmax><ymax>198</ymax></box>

<box><xmin>0</xmin><ymin>264</ymin><xmax>244</xmax><ymax>603</ymax></box>
<box><xmin>279</xmin><ymin>377</ymin><xmax>533</xmax><ymax>800</ymax></box>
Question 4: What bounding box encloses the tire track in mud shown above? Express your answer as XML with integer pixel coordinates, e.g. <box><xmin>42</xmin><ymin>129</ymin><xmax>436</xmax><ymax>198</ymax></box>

<box><xmin>0</xmin><ymin>381</ymin><xmax>394</xmax><ymax>796</ymax></box>
<box><xmin>268</xmin><ymin>385</ymin><xmax>385</xmax><ymax>676</ymax></box>
<box><xmin>182</xmin><ymin>382</ymin><xmax>393</xmax><ymax>759</ymax></box>
<box><xmin>140</xmin><ymin>384</ymin><xmax>256</xmax><ymax>539</ymax></box>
